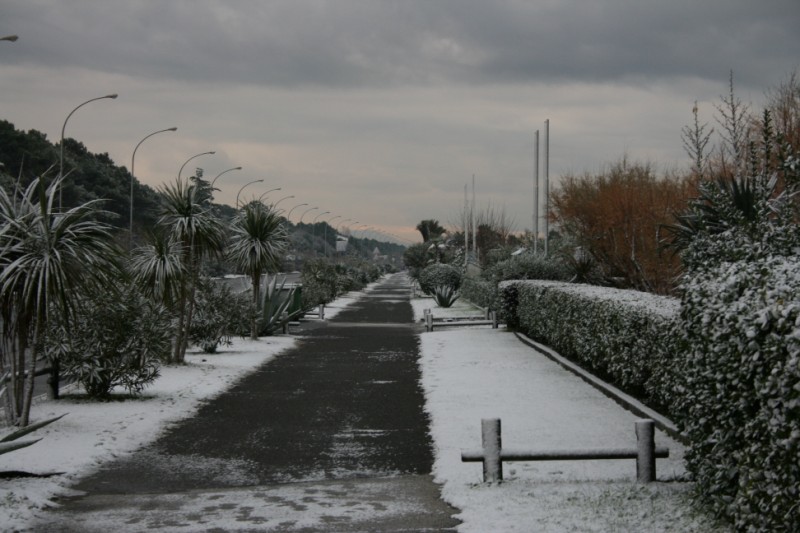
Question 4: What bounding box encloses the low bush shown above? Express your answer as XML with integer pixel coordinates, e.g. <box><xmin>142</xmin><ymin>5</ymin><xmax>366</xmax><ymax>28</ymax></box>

<box><xmin>418</xmin><ymin>263</ymin><xmax>462</xmax><ymax>295</ymax></box>
<box><xmin>47</xmin><ymin>288</ymin><xmax>172</xmax><ymax>398</ymax></box>
<box><xmin>501</xmin><ymin>280</ymin><xmax>682</xmax><ymax>416</ymax></box>
<box><xmin>190</xmin><ymin>278</ymin><xmax>249</xmax><ymax>352</ymax></box>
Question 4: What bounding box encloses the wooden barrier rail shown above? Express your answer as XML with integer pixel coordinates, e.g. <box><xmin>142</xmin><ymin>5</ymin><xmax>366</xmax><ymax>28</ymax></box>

<box><xmin>461</xmin><ymin>418</ymin><xmax>669</xmax><ymax>483</ymax></box>
<box><xmin>424</xmin><ymin>309</ymin><xmax>498</xmax><ymax>332</ymax></box>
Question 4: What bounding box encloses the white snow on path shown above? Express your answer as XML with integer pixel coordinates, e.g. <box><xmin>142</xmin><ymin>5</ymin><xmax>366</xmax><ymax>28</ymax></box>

<box><xmin>415</xmin><ymin>297</ymin><xmax>727</xmax><ymax>532</ymax></box>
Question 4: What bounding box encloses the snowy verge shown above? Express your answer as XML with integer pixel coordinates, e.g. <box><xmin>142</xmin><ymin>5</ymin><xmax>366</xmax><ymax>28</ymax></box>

<box><xmin>0</xmin><ymin>336</ymin><xmax>296</xmax><ymax>530</ymax></box>
<box><xmin>418</xmin><ymin>327</ymin><xmax>726</xmax><ymax>532</ymax></box>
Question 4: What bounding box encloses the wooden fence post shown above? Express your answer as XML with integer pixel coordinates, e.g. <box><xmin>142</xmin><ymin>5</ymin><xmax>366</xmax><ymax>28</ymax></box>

<box><xmin>425</xmin><ymin>310</ymin><xmax>433</xmax><ymax>332</ymax></box>
<box><xmin>635</xmin><ymin>419</ymin><xmax>656</xmax><ymax>482</ymax></box>
<box><xmin>319</xmin><ymin>304</ymin><xmax>325</xmax><ymax>320</ymax></box>
<box><xmin>491</xmin><ymin>311</ymin><xmax>498</xmax><ymax>329</ymax></box>
<box><xmin>482</xmin><ymin>418</ymin><xmax>502</xmax><ymax>483</ymax></box>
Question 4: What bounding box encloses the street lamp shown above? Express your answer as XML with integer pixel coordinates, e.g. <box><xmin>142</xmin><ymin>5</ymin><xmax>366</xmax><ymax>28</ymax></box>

<box><xmin>271</xmin><ymin>194</ymin><xmax>294</xmax><ymax>209</ymax></box>
<box><xmin>178</xmin><ymin>151</ymin><xmax>215</xmax><ymax>181</ymax></box>
<box><xmin>59</xmin><ymin>93</ymin><xmax>118</xmax><ymax>209</ymax></box>
<box><xmin>236</xmin><ymin>179</ymin><xmax>264</xmax><ymax>208</ymax></box>
<box><xmin>210</xmin><ymin>166</ymin><xmax>242</xmax><ymax>188</ymax></box>
<box><xmin>299</xmin><ymin>206</ymin><xmax>318</xmax><ymax>224</ymax></box>
<box><xmin>130</xmin><ymin>126</ymin><xmax>177</xmax><ymax>248</ymax></box>
<box><xmin>258</xmin><ymin>187</ymin><xmax>281</xmax><ymax>203</ymax></box>
<box><xmin>337</xmin><ymin>218</ymin><xmax>353</xmax><ymax>233</ymax></box>
<box><xmin>325</xmin><ymin>215</ymin><xmax>342</xmax><ymax>257</ymax></box>
<box><xmin>312</xmin><ymin>211</ymin><xmax>330</xmax><ymax>256</ymax></box>
<box><xmin>286</xmin><ymin>203</ymin><xmax>308</xmax><ymax>222</ymax></box>
<box><xmin>1</xmin><ymin>35</ymin><xmax>18</xmax><ymax>42</ymax></box>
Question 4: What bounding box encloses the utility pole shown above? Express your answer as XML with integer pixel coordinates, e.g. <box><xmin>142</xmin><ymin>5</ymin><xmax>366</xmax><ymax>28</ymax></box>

<box><xmin>544</xmin><ymin>119</ymin><xmax>550</xmax><ymax>257</ymax></box>
<box><xmin>534</xmin><ymin>129</ymin><xmax>539</xmax><ymax>254</ymax></box>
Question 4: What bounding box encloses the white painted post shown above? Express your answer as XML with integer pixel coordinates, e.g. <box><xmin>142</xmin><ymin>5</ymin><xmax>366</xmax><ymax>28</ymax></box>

<box><xmin>426</xmin><ymin>311</ymin><xmax>433</xmax><ymax>332</ymax></box>
<box><xmin>482</xmin><ymin>418</ymin><xmax>502</xmax><ymax>483</ymax></box>
<box><xmin>635</xmin><ymin>419</ymin><xmax>656</xmax><ymax>483</ymax></box>
<box><xmin>491</xmin><ymin>311</ymin><xmax>498</xmax><ymax>329</ymax></box>
<box><xmin>319</xmin><ymin>304</ymin><xmax>325</xmax><ymax>320</ymax></box>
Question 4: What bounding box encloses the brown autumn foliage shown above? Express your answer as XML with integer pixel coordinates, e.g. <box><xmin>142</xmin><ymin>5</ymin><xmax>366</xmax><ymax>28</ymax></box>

<box><xmin>551</xmin><ymin>159</ymin><xmax>695</xmax><ymax>295</ymax></box>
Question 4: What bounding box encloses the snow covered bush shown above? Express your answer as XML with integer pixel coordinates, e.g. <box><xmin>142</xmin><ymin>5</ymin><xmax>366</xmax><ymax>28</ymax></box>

<box><xmin>418</xmin><ymin>263</ymin><xmax>462</xmax><ymax>296</ymax></box>
<box><xmin>46</xmin><ymin>289</ymin><xmax>172</xmax><ymax>398</ymax></box>
<box><xmin>461</xmin><ymin>277</ymin><xmax>497</xmax><ymax>310</ymax></box>
<box><xmin>189</xmin><ymin>278</ymin><xmax>248</xmax><ymax>352</ymax></box>
<box><xmin>501</xmin><ymin>280</ymin><xmax>683</xmax><ymax>415</ymax></box>
<box><xmin>677</xmin><ymin>256</ymin><xmax>800</xmax><ymax>531</ymax></box>
<box><xmin>486</xmin><ymin>252</ymin><xmax>571</xmax><ymax>284</ymax></box>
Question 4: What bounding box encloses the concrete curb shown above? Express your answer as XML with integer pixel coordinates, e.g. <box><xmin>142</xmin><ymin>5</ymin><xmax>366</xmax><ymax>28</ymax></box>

<box><xmin>513</xmin><ymin>331</ymin><xmax>685</xmax><ymax>443</ymax></box>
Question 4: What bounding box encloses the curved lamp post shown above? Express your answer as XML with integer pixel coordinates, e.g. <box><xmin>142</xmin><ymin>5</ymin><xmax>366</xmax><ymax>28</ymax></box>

<box><xmin>236</xmin><ymin>179</ymin><xmax>264</xmax><ymax>208</ymax></box>
<box><xmin>59</xmin><ymin>93</ymin><xmax>118</xmax><ymax>209</ymax></box>
<box><xmin>130</xmin><ymin>126</ymin><xmax>177</xmax><ymax>248</ymax></box>
<box><xmin>325</xmin><ymin>215</ymin><xmax>342</xmax><ymax>257</ymax></box>
<box><xmin>258</xmin><ymin>187</ymin><xmax>281</xmax><ymax>203</ymax></box>
<box><xmin>271</xmin><ymin>194</ymin><xmax>294</xmax><ymax>210</ymax></box>
<box><xmin>178</xmin><ymin>150</ymin><xmax>215</xmax><ymax>181</ymax></box>
<box><xmin>286</xmin><ymin>202</ymin><xmax>308</xmax><ymax>222</ymax></box>
<box><xmin>210</xmin><ymin>166</ymin><xmax>242</xmax><ymax>188</ymax></box>
<box><xmin>299</xmin><ymin>206</ymin><xmax>318</xmax><ymax>224</ymax></box>
<box><xmin>311</xmin><ymin>210</ymin><xmax>330</xmax><ymax>256</ymax></box>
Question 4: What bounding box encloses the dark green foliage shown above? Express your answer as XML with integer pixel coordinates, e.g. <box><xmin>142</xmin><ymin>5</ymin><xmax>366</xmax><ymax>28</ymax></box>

<box><xmin>301</xmin><ymin>259</ymin><xmax>338</xmax><ymax>307</ymax></box>
<box><xmin>677</xmin><ymin>257</ymin><xmax>800</xmax><ymax>532</ymax></box>
<box><xmin>485</xmin><ymin>252</ymin><xmax>571</xmax><ymax>284</ymax></box>
<box><xmin>47</xmin><ymin>288</ymin><xmax>172</xmax><ymax>399</ymax></box>
<box><xmin>418</xmin><ymin>263</ymin><xmax>462</xmax><ymax>296</ymax></box>
<box><xmin>502</xmin><ymin>280</ymin><xmax>683</xmax><ymax>417</ymax></box>
<box><xmin>432</xmin><ymin>285</ymin><xmax>460</xmax><ymax>308</ymax></box>
<box><xmin>403</xmin><ymin>242</ymin><xmax>436</xmax><ymax>280</ymax></box>
<box><xmin>189</xmin><ymin>278</ymin><xmax>248</xmax><ymax>352</ymax></box>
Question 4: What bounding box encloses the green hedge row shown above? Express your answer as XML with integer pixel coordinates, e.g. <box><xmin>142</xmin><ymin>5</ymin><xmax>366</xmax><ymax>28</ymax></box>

<box><xmin>461</xmin><ymin>277</ymin><xmax>498</xmax><ymax>310</ymax></box>
<box><xmin>501</xmin><ymin>280</ymin><xmax>683</xmax><ymax>417</ymax></box>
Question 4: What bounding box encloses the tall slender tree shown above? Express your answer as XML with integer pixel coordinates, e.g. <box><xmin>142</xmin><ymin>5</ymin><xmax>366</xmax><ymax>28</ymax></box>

<box><xmin>0</xmin><ymin>176</ymin><xmax>120</xmax><ymax>425</ymax></box>
<box><xmin>157</xmin><ymin>177</ymin><xmax>226</xmax><ymax>363</ymax></box>
<box><xmin>227</xmin><ymin>202</ymin><xmax>288</xmax><ymax>339</ymax></box>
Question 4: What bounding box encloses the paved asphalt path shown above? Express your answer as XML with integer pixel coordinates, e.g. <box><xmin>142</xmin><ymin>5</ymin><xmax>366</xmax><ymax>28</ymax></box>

<box><xmin>34</xmin><ymin>273</ymin><xmax>460</xmax><ymax>532</ymax></box>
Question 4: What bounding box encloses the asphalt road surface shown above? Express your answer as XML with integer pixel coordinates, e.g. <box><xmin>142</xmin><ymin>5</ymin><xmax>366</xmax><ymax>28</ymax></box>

<box><xmin>34</xmin><ymin>273</ymin><xmax>460</xmax><ymax>532</ymax></box>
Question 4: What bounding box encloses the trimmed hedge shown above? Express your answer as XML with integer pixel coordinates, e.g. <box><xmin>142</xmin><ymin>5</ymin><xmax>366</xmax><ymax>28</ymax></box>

<box><xmin>678</xmin><ymin>256</ymin><xmax>800</xmax><ymax>532</ymax></box>
<box><xmin>461</xmin><ymin>277</ymin><xmax>498</xmax><ymax>310</ymax></box>
<box><xmin>501</xmin><ymin>280</ymin><xmax>682</xmax><ymax>416</ymax></box>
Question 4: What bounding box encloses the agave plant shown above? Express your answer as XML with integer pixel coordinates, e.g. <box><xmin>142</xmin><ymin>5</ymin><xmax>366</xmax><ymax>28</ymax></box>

<box><xmin>432</xmin><ymin>284</ymin><xmax>460</xmax><ymax>308</ymax></box>
<box><xmin>0</xmin><ymin>414</ymin><xmax>66</xmax><ymax>456</ymax></box>
<box><xmin>259</xmin><ymin>275</ymin><xmax>300</xmax><ymax>336</ymax></box>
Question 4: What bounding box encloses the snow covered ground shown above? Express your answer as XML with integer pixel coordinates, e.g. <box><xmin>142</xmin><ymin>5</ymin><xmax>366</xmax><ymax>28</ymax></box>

<box><xmin>412</xmin><ymin>297</ymin><xmax>726</xmax><ymax>532</ymax></box>
<box><xmin>0</xmin><ymin>284</ymin><xmax>726</xmax><ymax>531</ymax></box>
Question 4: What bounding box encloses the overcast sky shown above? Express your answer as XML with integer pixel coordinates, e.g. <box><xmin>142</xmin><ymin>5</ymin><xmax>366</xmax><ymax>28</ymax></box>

<box><xmin>1</xmin><ymin>1</ymin><xmax>798</xmax><ymax>243</ymax></box>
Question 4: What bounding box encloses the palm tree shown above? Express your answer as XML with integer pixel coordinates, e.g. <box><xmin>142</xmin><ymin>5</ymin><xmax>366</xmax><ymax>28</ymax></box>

<box><xmin>0</xmin><ymin>176</ymin><xmax>120</xmax><ymax>425</ymax></box>
<box><xmin>157</xmin><ymin>177</ymin><xmax>226</xmax><ymax>363</ymax></box>
<box><xmin>227</xmin><ymin>202</ymin><xmax>288</xmax><ymax>339</ymax></box>
<box><xmin>129</xmin><ymin>230</ymin><xmax>186</xmax><ymax>309</ymax></box>
<box><xmin>416</xmin><ymin>219</ymin><xmax>445</xmax><ymax>243</ymax></box>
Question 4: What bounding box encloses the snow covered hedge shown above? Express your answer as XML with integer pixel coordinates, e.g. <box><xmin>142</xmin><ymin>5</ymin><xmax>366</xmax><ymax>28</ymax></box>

<box><xmin>461</xmin><ymin>277</ymin><xmax>497</xmax><ymax>310</ymax></box>
<box><xmin>678</xmin><ymin>255</ymin><xmax>800</xmax><ymax>532</ymax></box>
<box><xmin>500</xmin><ymin>280</ymin><xmax>683</xmax><ymax>416</ymax></box>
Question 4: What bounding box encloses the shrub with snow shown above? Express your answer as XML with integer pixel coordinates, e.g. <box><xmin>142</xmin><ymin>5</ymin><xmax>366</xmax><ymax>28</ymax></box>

<box><xmin>501</xmin><ymin>280</ymin><xmax>682</xmax><ymax>416</ymax></box>
<box><xmin>677</xmin><ymin>256</ymin><xmax>800</xmax><ymax>532</ymax></box>
<box><xmin>418</xmin><ymin>263</ymin><xmax>462</xmax><ymax>296</ymax></box>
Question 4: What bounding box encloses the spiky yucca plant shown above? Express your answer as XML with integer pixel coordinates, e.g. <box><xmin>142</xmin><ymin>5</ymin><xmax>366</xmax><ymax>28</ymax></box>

<box><xmin>432</xmin><ymin>285</ymin><xmax>460</xmax><ymax>308</ymax></box>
